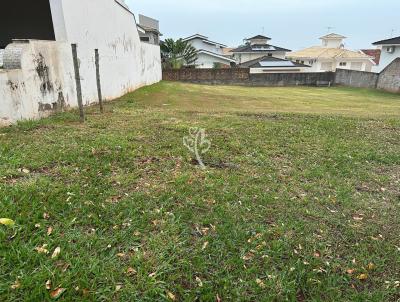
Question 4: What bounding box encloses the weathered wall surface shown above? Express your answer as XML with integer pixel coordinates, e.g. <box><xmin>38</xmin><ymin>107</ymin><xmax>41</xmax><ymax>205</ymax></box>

<box><xmin>377</xmin><ymin>58</ymin><xmax>400</xmax><ymax>93</ymax></box>
<box><xmin>163</xmin><ymin>68</ymin><xmax>250</xmax><ymax>84</ymax></box>
<box><xmin>163</xmin><ymin>69</ymin><xmax>334</xmax><ymax>86</ymax></box>
<box><xmin>0</xmin><ymin>41</ymin><xmax>75</xmax><ymax>126</ymax></box>
<box><xmin>249</xmin><ymin>72</ymin><xmax>334</xmax><ymax>86</ymax></box>
<box><xmin>163</xmin><ymin>65</ymin><xmax>400</xmax><ymax>93</ymax></box>
<box><xmin>0</xmin><ymin>0</ymin><xmax>161</xmax><ymax>124</ymax></box>
<box><xmin>335</xmin><ymin>69</ymin><xmax>379</xmax><ymax>89</ymax></box>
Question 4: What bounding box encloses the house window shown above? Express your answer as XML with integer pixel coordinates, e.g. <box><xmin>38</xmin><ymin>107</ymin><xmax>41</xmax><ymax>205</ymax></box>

<box><xmin>339</xmin><ymin>62</ymin><xmax>347</xmax><ymax>66</ymax></box>
<box><xmin>268</xmin><ymin>53</ymin><xmax>272</xmax><ymax>57</ymax></box>
<box><xmin>140</xmin><ymin>37</ymin><xmax>150</xmax><ymax>42</ymax></box>
<box><xmin>387</xmin><ymin>46</ymin><xmax>395</xmax><ymax>53</ymax></box>
<box><xmin>300</xmin><ymin>60</ymin><xmax>305</xmax><ymax>64</ymax></box>
<box><xmin>308</xmin><ymin>60</ymin><xmax>314</xmax><ymax>65</ymax></box>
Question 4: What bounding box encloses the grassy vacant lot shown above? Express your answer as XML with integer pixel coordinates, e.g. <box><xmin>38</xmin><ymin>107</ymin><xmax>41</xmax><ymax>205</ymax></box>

<box><xmin>1</xmin><ymin>82</ymin><xmax>400</xmax><ymax>301</ymax></box>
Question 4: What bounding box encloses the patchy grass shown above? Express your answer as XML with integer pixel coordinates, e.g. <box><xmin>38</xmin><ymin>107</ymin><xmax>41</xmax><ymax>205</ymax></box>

<box><xmin>0</xmin><ymin>82</ymin><xmax>400</xmax><ymax>301</ymax></box>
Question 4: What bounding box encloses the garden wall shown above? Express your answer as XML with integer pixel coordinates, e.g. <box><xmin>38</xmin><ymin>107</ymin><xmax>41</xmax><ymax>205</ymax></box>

<box><xmin>334</xmin><ymin>69</ymin><xmax>379</xmax><ymax>89</ymax></box>
<box><xmin>163</xmin><ymin>59</ymin><xmax>400</xmax><ymax>93</ymax></box>
<box><xmin>162</xmin><ymin>68</ymin><xmax>334</xmax><ymax>87</ymax></box>
<box><xmin>377</xmin><ymin>58</ymin><xmax>400</xmax><ymax>93</ymax></box>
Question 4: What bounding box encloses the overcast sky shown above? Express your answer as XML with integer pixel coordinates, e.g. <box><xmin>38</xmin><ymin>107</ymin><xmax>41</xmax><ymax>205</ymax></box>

<box><xmin>126</xmin><ymin>0</ymin><xmax>399</xmax><ymax>50</ymax></box>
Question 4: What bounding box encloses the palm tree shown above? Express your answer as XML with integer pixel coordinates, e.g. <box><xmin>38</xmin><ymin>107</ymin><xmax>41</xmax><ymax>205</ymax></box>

<box><xmin>161</xmin><ymin>38</ymin><xmax>198</xmax><ymax>69</ymax></box>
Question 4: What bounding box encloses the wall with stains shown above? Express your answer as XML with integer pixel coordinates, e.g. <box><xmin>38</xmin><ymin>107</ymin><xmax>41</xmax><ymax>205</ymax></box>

<box><xmin>0</xmin><ymin>0</ymin><xmax>161</xmax><ymax>124</ymax></box>
<box><xmin>0</xmin><ymin>41</ymin><xmax>76</xmax><ymax>125</ymax></box>
<box><xmin>50</xmin><ymin>0</ymin><xmax>161</xmax><ymax>103</ymax></box>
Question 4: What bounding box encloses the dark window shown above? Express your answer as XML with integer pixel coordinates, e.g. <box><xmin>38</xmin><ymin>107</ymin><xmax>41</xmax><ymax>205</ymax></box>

<box><xmin>140</xmin><ymin>37</ymin><xmax>150</xmax><ymax>42</ymax></box>
<box><xmin>268</xmin><ymin>53</ymin><xmax>272</xmax><ymax>57</ymax></box>
<box><xmin>0</xmin><ymin>0</ymin><xmax>55</xmax><ymax>48</ymax></box>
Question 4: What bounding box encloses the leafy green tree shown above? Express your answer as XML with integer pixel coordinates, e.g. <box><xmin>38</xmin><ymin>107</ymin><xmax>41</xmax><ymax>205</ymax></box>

<box><xmin>161</xmin><ymin>38</ymin><xmax>198</xmax><ymax>69</ymax></box>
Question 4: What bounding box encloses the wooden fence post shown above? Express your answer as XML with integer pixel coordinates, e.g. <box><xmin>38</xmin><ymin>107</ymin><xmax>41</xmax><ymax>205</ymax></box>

<box><xmin>71</xmin><ymin>44</ymin><xmax>85</xmax><ymax>122</ymax></box>
<box><xmin>95</xmin><ymin>49</ymin><xmax>104</xmax><ymax>113</ymax></box>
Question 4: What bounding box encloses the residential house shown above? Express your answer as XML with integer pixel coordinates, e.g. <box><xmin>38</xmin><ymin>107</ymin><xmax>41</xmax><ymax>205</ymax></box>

<box><xmin>137</xmin><ymin>14</ymin><xmax>162</xmax><ymax>45</ymax></box>
<box><xmin>231</xmin><ymin>35</ymin><xmax>291</xmax><ymax>64</ymax></box>
<box><xmin>287</xmin><ymin>34</ymin><xmax>375</xmax><ymax>72</ymax></box>
<box><xmin>239</xmin><ymin>56</ymin><xmax>310</xmax><ymax>73</ymax></box>
<box><xmin>372</xmin><ymin>36</ymin><xmax>400</xmax><ymax>72</ymax></box>
<box><xmin>182</xmin><ymin>34</ymin><xmax>236</xmax><ymax>68</ymax></box>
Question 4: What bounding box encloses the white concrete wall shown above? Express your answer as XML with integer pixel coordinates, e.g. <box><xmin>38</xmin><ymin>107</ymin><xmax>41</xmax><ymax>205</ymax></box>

<box><xmin>0</xmin><ymin>0</ymin><xmax>161</xmax><ymax>124</ymax></box>
<box><xmin>374</xmin><ymin>45</ymin><xmax>400</xmax><ymax>72</ymax></box>
<box><xmin>52</xmin><ymin>0</ymin><xmax>161</xmax><ymax>103</ymax></box>
<box><xmin>0</xmin><ymin>41</ymin><xmax>75</xmax><ymax>125</ymax></box>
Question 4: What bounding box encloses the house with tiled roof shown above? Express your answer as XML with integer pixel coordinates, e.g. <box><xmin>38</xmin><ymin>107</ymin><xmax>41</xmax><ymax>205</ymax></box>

<box><xmin>287</xmin><ymin>34</ymin><xmax>375</xmax><ymax>72</ymax></box>
<box><xmin>372</xmin><ymin>36</ymin><xmax>400</xmax><ymax>72</ymax></box>
<box><xmin>182</xmin><ymin>34</ymin><xmax>236</xmax><ymax>68</ymax></box>
<box><xmin>231</xmin><ymin>35</ymin><xmax>291</xmax><ymax>65</ymax></box>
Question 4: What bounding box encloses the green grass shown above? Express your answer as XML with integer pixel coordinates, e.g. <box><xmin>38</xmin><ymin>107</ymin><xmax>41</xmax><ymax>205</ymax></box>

<box><xmin>1</xmin><ymin>82</ymin><xmax>400</xmax><ymax>301</ymax></box>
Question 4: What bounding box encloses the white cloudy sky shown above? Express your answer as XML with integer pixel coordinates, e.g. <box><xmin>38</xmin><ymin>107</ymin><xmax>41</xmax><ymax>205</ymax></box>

<box><xmin>126</xmin><ymin>0</ymin><xmax>399</xmax><ymax>50</ymax></box>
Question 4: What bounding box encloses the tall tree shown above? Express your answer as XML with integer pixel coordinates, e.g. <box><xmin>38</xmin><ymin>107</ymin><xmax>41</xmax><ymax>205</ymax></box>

<box><xmin>161</xmin><ymin>38</ymin><xmax>198</xmax><ymax>69</ymax></box>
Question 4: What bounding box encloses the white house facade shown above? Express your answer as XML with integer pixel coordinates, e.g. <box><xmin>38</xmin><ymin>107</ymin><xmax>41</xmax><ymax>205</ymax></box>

<box><xmin>287</xmin><ymin>34</ymin><xmax>375</xmax><ymax>72</ymax></box>
<box><xmin>231</xmin><ymin>35</ymin><xmax>290</xmax><ymax>65</ymax></box>
<box><xmin>182</xmin><ymin>34</ymin><xmax>235</xmax><ymax>68</ymax></box>
<box><xmin>0</xmin><ymin>0</ymin><xmax>161</xmax><ymax>124</ymax></box>
<box><xmin>372</xmin><ymin>36</ymin><xmax>400</xmax><ymax>72</ymax></box>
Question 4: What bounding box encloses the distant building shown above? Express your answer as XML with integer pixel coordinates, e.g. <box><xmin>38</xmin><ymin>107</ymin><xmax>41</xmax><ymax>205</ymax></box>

<box><xmin>137</xmin><ymin>14</ymin><xmax>162</xmax><ymax>45</ymax></box>
<box><xmin>287</xmin><ymin>34</ymin><xmax>375</xmax><ymax>72</ymax></box>
<box><xmin>239</xmin><ymin>56</ymin><xmax>310</xmax><ymax>74</ymax></box>
<box><xmin>372</xmin><ymin>36</ymin><xmax>400</xmax><ymax>72</ymax></box>
<box><xmin>231</xmin><ymin>35</ymin><xmax>290</xmax><ymax>64</ymax></box>
<box><xmin>182</xmin><ymin>34</ymin><xmax>236</xmax><ymax>68</ymax></box>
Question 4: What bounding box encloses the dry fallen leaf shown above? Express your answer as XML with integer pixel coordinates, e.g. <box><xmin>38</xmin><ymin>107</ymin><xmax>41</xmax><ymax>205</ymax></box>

<box><xmin>357</xmin><ymin>273</ymin><xmax>368</xmax><ymax>281</ymax></box>
<box><xmin>256</xmin><ymin>278</ymin><xmax>266</xmax><ymax>288</ymax></box>
<box><xmin>50</xmin><ymin>288</ymin><xmax>66</xmax><ymax>299</ymax></box>
<box><xmin>195</xmin><ymin>276</ymin><xmax>203</xmax><ymax>287</ymax></box>
<box><xmin>116</xmin><ymin>253</ymin><xmax>126</xmax><ymax>258</ymax></box>
<box><xmin>51</xmin><ymin>247</ymin><xmax>61</xmax><ymax>259</ymax></box>
<box><xmin>352</xmin><ymin>215</ymin><xmax>364</xmax><ymax>221</ymax></box>
<box><xmin>22</xmin><ymin>168</ymin><xmax>30</xmax><ymax>174</ymax></box>
<box><xmin>115</xmin><ymin>284</ymin><xmax>123</xmax><ymax>292</ymax></box>
<box><xmin>216</xmin><ymin>294</ymin><xmax>222</xmax><ymax>302</ymax></box>
<box><xmin>167</xmin><ymin>291</ymin><xmax>176</xmax><ymax>301</ymax></box>
<box><xmin>46</xmin><ymin>280</ymin><xmax>52</xmax><ymax>290</ymax></box>
<box><xmin>0</xmin><ymin>218</ymin><xmax>15</xmax><ymax>227</ymax></box>
<box><xmin>35</xmin><ymin>244</ymin><xmax>49</xmax><ymax>254</ymax></box>
<box><xmin>43</xmin><ymin>213</ymin><xmax>50</xmax><ymax>220</ymax></box>
<box><xmin>314</xmin><ymin>251</ymin><xmax>321</xmax><ymax>258</ymax></box>
<box><xmin>47</xmin><ymin>227</ymin><xmax>53</xmax><ymax>236</ymax></box>
<box><xmin>11</xmin><ymin>279</ymin><xmax>21</xmax><ymax>290</ymax></box>
<box><xmin>367</xmin><ymin>263</ymin><xmax>376</xmax><ymax>270</ymax></box>
<box><xmin>346</xmin><ymin>269</ymin><xmax>355</xmax><ymax>275</ymax></box>
<box><xmin>202</xmin><ymin>241</ymin><xmax>209</xmax><ymax>250</ymax></box>
<box><xmin>126</xmin><ymin>267</ymin><xmax>137</xmax><ymax>276</ymax></box>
